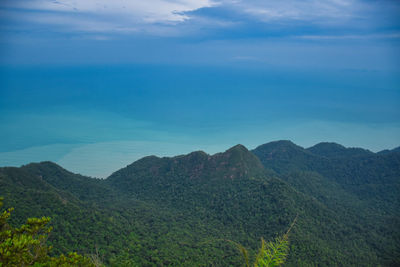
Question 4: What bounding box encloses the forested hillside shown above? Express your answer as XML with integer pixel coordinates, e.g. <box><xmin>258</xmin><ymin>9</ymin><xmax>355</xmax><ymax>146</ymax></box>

<box><xmin>253</xmin><ymin>141</ymin><xmax>400</xmax><ymax>266</ymax></box>
<box><xmin>1</xmin><ymin>141</ymin><xmax>399</xmax><ymax>266</ymax></box>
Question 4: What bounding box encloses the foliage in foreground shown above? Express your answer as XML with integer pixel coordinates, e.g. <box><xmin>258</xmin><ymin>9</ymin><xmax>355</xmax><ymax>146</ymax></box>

<box><xmin>253</xmin><ymin>236</ymin><xmax>289</xmax><ymax>267</ymax></box>
<box><xmin>233</xmin><ymin>216</ymin><xmax>296</xmax><ymax>267</ymax></box>
<box><xmin>0</xmin><ymin>197</ymin><xmax>94</xmax><ymax>267</ymax></box>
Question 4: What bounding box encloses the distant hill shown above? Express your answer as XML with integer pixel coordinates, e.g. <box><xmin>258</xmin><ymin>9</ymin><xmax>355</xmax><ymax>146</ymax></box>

<box><xmin>0</xmin><ymin>163</ymin><xmax>138</xmax><ymax>261</ymax></box>
<box><xmin>307</xmin><ymin>142</ymin><xmax>373</xmax><ymax>158</ymax></box>
<box><xmin>1</xmin><ymin>141</ymin><xmax>399</xmax><ymax>266</ymax></box>
<box><xmin>253</xmin><ymin>140</ymin><xmax>400</xmax><ymax>266</ymax></box>
<box><xmin>253</xmin><ymin>141</ymin><xmax>400</xmax><ymax>208</ymax></box>
<box><xmin>251</xmin><ymin>140</ymin><xmax>319</xmax><ymax>173</ymax></box>
<box><xmin>378</xmin><ymin>146</ymin><xmax>400</xmax><ymax>155</ymax></box>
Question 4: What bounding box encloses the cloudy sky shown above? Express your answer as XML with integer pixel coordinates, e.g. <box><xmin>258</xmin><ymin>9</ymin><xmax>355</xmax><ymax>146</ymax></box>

<box><xmin>0</xmin><ymin>0</ymin><xmax>399</xmax><ymax>177</ymax></box>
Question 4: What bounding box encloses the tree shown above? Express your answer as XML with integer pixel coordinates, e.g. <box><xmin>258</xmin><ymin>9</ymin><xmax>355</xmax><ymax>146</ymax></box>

<box><xmin>235</xmin><ymin>215</ymin><xmax>297</xmax><ymax>267</ymax></box>
<box><xmin>0</xmin><ymin>197</ymin><xmax>95</xmax><ymax>267</ymax></box>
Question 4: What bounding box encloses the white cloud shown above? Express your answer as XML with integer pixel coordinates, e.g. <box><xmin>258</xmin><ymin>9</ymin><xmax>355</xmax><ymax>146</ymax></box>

<box><xmin>1</xmin><ymin>0</ymin><xmax>397</xmax><ymax>35</ymax></box>
<box><xmin>3</xmin><ymin>0</ymin><xmax>216</xmax><ymax>22</ymax></box>
<box><xmin>20</xmin><ymin>11</ymin><xmax>138</xmax><ymax>33</ymax></box>
<box><xmin>1</xmin><ymin>0</ymin><xmax>217</xmax><ymax>33</ymax></box>
<box><xmin>1</xmin><ymin>0</ymin><xmax>361</xmax><ymax>29</ymax></box>
<box><xmin>229</xmin><ymin>0</ymin><xmax>360</xmax><ymax>22</ymax></box>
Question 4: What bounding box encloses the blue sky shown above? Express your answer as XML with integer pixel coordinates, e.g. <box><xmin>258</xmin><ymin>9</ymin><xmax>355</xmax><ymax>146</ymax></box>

<box><xmin>0</xmin><ymin>0</ymin><xmax>399</xmax><ymax>177</ymax></box>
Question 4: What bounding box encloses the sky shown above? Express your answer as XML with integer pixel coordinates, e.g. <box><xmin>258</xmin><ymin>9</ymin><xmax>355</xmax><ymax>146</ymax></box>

<box><xmin>0</xmin><ymin>0</ymin><xmax>399</xmax><ymax>177</ymax></box>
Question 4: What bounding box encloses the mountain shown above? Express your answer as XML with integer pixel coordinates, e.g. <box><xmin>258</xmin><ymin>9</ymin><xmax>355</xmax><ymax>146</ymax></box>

<box><xmin>105</xmin><ymin>144</ymin><xmax>398</xmax><ymax>265</ymax></box>
<box><xmin>307</xmin><ymin>142</ymin><xmax>373</xmax><ymax>158</ymax></box>
<box><xmin>252</xmin><ymin>140</ymin><xmax>400</xmax><ymax>266</ymax></box>
<box><xmin>0</xmin><ymin>163</ymin><xmax>138</xmax><ymax>261</ymax></box>
<box><xmin>378</xmin><ymin>146</ymin><xmax>400</xmax><ymax>155</ymax></box>
<box><xmin>106</xmin><ymin>144</ymin><xmax>266</xmax><ymax>196</ymax></box>
<box><xmin>253</xmin><ymin>140</ymin><xmax>399</xmax><ymax>191</ymax></box>
<box><xmin>1</xmin><ymin>141</ymin><xmax>399</xmax><ymax>266</ymax></box>
<box><xmin>21</xmin><ymin>161</ymin><xmax>112</xmax><ymax>202</ymax></box>
<box><xmin>253</xmin><ymin>140</ymin><xmax>400</xmax><ymax>215</ymax></box>
<box><xmin>251</xmin><ymin>140</ymin><xmax>323</xmax><ymax>174</ymax></box>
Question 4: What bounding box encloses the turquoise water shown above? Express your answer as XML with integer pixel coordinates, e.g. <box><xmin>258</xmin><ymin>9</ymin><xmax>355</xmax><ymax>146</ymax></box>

<box><xmin>1</xmin><ymin>65</ymin><xmax>399</xmax><ymax>177</ymax></box>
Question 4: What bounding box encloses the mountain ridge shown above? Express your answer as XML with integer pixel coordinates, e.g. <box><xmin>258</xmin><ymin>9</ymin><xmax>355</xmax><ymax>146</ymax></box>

<box><xmin>107</xmin><ymin>143</ymin><xmax>265</xmax><ymax>187</ymax></box>
<box><xmin>307</xmin><ymin>142</ymin><xmax>373</xmax><ymax>158</ymax></box>
<box><xmin>1</xmin><ymin>140</ymin><xmax>399</xmax><ymax>266</ymax></box>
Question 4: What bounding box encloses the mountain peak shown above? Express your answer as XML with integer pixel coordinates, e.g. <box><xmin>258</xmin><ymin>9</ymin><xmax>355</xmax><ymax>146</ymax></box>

<box><xmin>226</xmin><ymin>144</ymin><xmax>249</xmax><ymax>153</ymax></box>
<box><xmin>174</xmin><ymin>150</ymin><xmax>209</xmax><ymax>161</ymax></box>
<box><xmin>378</xmin><ymin>146</ymin><xmax>400</xmax><ymax>155</ymax></box>
<box><xmin>23</xmin><ymin>161</ymin><xmax>63</xmax><ymax>169</ymax></box>
<box><xmin>307</xmin><ymin>142</ymin><xmax>373</xmax><ymax>158</ymax></box>
<box><xmin>252</xmin><ymin>140</ymin><xmax>317</xmax><ymax>174</ymax></box>
<box><xmin>309</xmin><ymin>142</ymin><xmax>345</xmax><ymax>150</ymax></box>
<box><xmin>253</xmin><ymin>140</ymin><xmax>304</xmax><ymax>152</ymax></box>
<box><xmin>221</xmin><ymin>144</ymin><xmax>253</xmax><ymax>160</ymax></box>
<box><xmin>217</xmin><ymin>144</ymin><xmax>258</xmax><ymax>165</ymax></box>
<box><xmin>21</xmin><ymin>161</ymin><xmax>75</xmax><ymax>177</ymax></box>
<box><xmin>252</xmin><ymin>140</ymin><xmax>307</xmax><ymax>160</ymax></box>
<box><xmin>107</xmin><ymin>143</ymin><xmax>265</xmax><ymax>189</ymax></box>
